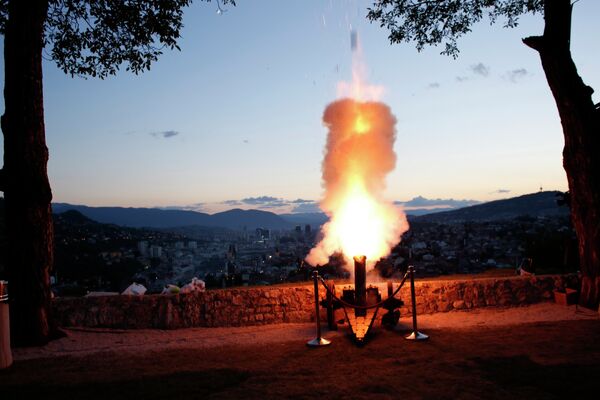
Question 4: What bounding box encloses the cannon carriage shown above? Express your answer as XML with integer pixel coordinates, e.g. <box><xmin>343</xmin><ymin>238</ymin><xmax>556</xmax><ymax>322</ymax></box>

<box><xmin>318</xmin><ymin>256</ymin><xmax>406</xmax><ymax>343</ymax></box>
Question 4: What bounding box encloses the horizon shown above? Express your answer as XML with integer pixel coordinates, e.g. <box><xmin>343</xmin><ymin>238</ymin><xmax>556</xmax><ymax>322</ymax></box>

<box><xmin>1</xmin><ymin>1</ymin><xmax>596</xmax><ymax>208</ymax></box>
<box><xmin>49</xmin><ymin>189</ymin><xmax>563</xmax><ymax>216</ymax></box>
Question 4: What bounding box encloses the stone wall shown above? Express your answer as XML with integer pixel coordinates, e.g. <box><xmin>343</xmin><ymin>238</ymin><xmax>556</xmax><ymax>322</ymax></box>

<box><xmin>53</xmin><ymin>286</ymin><xmax>315</xmax><ymax>329</ymax></box>
<box><xmin>52</xmin><ymin>274</ymin><xmax>579</xmax><ymax>329</ymax></box>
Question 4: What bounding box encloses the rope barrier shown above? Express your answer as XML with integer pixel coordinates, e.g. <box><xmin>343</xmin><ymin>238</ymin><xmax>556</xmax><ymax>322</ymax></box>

<box><xmin>318</xmin><ymin>270</ymin><xmax>411</xmax><ymax>310</ymax></box>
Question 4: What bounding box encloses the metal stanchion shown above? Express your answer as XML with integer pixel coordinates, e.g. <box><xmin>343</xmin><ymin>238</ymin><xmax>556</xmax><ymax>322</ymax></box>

<box><xmin>307</xmin><ymin>269</ymin><xmax>331</xmax><ymax>347</ymax></box>
<box><xmin>405</xmin><ymin>266</ymin><xmax>429</xmax><ymax>341</ymax></box>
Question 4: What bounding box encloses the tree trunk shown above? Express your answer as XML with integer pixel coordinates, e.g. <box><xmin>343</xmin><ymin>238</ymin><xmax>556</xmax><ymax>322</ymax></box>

<box><xmin>1</xmin><ymin>0</ymin><xmax>53</xmax><ymax>346</ymax></box>
<box><xmin>524</xmin><ymin>0</ymin><xmax>600</xmax><ymax>309</ymax></box>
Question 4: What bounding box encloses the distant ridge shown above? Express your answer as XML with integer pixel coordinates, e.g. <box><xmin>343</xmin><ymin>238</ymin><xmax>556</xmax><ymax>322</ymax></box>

<box><xmin>413</xmin><ymin>191</ymin><xmax>569</xmax><ymax>223</ymax></box>
<box><xmin>211</xmin><ymin>208</ymin><xmax>293</xmax><ymax>230</ymax></box>
<box><xmin>52</xmin><ymin>203</ymin><xmax>293</xmax><ymax>230</ymax></box>
<box><xmin>54</xmin><ymin>209</ymin><xmax>96</xmax><ymax>225</ymax></box>
<box><xmin>279</xmin><ymin>212</ymin><xmax>329</xmax><ymax>227</ymax></box>
<box><xmin>50</xmin><ymin>191</ymin><xmax>569</xmax><ymax>230</ymax></box>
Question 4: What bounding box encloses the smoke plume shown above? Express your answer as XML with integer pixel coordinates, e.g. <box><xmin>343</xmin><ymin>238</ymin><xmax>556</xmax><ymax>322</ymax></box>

<box><xmin>306</xmin><ymin>99</ymin><xmax>409</xmax><ymax>268</ymax></box>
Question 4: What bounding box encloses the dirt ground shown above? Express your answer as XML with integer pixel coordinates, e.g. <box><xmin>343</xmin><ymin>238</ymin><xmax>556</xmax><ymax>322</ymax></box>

<box><xmin>1</xmin><ymin>303</ymin><xmax>600</xmax><ymax>399</ymax></box>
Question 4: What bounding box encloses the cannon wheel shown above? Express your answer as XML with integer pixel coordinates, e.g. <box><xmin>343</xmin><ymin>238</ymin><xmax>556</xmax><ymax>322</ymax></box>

<box><xmin>326</xmin><ymin>281</ymin><xmax>337</xmax><ymax>330</ymax></box>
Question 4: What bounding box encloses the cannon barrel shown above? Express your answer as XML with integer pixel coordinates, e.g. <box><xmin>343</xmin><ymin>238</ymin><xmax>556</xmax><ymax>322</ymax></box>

<box><xmin>353</xmin><ymin>255</ymin><xmax>367</xmax><ymax>317</ymax></box>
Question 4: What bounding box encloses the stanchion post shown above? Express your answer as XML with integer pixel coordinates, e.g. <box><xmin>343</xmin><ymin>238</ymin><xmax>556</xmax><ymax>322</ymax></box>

<box><xmin>405</xmin><ymin>266</ymin><xmax>429</xmax><ymax>341</ymax></box>
<box><xmin>307</xmin><ymin>269</ymin><xmax>331</xmax><ymax>347</ymax></box>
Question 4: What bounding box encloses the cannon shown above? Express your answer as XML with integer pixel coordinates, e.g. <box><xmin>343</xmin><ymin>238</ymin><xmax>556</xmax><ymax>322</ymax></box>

<box><xmin>319</xmin><ymin>255</ymin><xmax>404</xmax><ymax>343</ymax></box>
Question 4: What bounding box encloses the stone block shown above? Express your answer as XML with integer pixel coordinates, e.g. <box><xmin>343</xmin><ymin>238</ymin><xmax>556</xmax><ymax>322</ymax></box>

<box><xmin>438</xmin><ymin>301</ymin><xmax>452</xmax><ymax>312</ymax></box>
<box><xmin>453</xmin><ymin>300</ymin><xmax>466</xmax><ymax>310</ymax></box>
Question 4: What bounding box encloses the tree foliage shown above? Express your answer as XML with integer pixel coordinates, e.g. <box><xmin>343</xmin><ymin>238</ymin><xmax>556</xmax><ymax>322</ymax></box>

<box><xmin>367</xmin><ymin>0</ymin><xmax>543</xmax><ymax>57</ymax></box>
<box><xmin>0</xmin><ymin>0</ymin><xmax>235</xmax><ymax>78</ymax></box>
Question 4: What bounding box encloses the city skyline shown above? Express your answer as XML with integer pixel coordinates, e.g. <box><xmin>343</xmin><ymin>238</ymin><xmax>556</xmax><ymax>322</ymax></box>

<box><xmin>2</xmin><ymin>0</ymin><xmax>598</xmax><ymax>210</ymax></box>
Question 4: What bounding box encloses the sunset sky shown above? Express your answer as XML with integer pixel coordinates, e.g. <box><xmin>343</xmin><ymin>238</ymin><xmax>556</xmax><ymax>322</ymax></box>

<box><xmin>1</xmin><ymin>0</ymin><xmax>599</xmax><ymax>214</ymax></box>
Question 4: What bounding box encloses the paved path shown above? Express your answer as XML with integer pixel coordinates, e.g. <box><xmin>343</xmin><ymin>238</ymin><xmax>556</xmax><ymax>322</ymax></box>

<box><xmin>13</xmin><ymin>302</ymin><xmax>598</xmax><ymax>361</ymax></box>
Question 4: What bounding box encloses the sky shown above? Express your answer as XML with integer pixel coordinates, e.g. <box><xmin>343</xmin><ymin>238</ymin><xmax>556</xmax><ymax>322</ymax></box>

<box><xmin>1</xmin><ymin>0</ymin><xmax>599</xmax><ymax>214</ymax></box>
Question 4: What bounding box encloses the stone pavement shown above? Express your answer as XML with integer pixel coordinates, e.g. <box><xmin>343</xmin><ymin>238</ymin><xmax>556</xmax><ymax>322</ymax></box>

<box><xmin>14</xmin><ymin>302</ymin><xmax>598</xmax><ymax>361</ymax></box>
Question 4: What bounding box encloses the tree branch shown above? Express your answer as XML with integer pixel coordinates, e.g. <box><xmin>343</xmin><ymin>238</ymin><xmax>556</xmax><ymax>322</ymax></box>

<box><xmin>0</xmin><ymin>168</ymin><xmax>5</xmax><ymax>192</ymax></box>
<box><xmin>522</xmin><ymin>36</ymin><xmax>544</xmax><ymax>52</ymax></box>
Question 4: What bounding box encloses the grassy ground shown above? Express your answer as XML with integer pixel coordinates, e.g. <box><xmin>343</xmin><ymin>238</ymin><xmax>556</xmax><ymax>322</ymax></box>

<box><xmin>2</xmin><ymin>318</ymin><xmax>600</xmax><ymax>399</ymax></box>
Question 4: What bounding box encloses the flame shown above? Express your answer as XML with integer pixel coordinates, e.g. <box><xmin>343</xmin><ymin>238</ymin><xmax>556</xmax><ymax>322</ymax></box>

<box><xmin>306</xmin><ymin>31</ymin><xmax>408</xmax><ymax>270</ymax></box>
<box><xmin>334</xmin><ymin>181</ymin><xmax>389</xmax><ymax>258</ymax></box>
<box><xmin>354</xmin><ymin>114</ymin><xmax>370</xmax><ymax>134</ymax></box>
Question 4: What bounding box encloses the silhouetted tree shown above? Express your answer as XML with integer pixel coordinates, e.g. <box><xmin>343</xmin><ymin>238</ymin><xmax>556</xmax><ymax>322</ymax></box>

<box><xmin>368</xmin><ymin>0</ymin><xmax>600</xmax><ymax>308</ymax></box>
<box><xmin>0</xmin><ymin>0</ymin><xmax>235</xmax><ymax>346</ymax></box>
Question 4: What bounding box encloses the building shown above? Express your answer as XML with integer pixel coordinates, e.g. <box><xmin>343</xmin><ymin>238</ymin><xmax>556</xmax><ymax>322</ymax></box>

<box><xmin>256</xmin><ymin>228</ymin><xmax>270</xmax><ymax>240</ymax></box>
<box><xmin>137</xmin><ymin>241</ymin><xmax>149</xmax><ymax>257</ymax></box>
<box><xmin>227</xmin><ymin>244</ymin><xmax>237</xmax><ymax>262</ymax></box>
<box><xmin>150</xmin><ymin>245</ymin><xmax>162</xmax><ymax>258</ymax></box>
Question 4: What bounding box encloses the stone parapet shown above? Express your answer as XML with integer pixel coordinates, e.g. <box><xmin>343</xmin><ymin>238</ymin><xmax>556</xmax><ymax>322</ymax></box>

<box><xmin>52</xmin><ymin>274</ymin><xmax>579</xmax><ymax>329</ymax></box>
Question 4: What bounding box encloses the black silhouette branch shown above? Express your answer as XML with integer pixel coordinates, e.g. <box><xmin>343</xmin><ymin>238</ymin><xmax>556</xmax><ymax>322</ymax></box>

<box><xmin>522</xmin><ymin>35</ymin><xmax>544</xmax><ymax>52</ymax></box>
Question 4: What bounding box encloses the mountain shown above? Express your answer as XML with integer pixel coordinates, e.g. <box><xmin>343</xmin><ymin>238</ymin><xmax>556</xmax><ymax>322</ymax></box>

<box><xmin>52</xmin><ymin>203</ymin><xmax>212</xmax><ymax>228</ymax></box>
<box><xmin>404</xmin><ymin>207</ymin><xmax>457</xmax><ymax>216</ymax></box>
<box><xmin>51</xmin><ymin>203</ymin><xmax>292</xmax><ymax>230</ymax></box>
<box><xmin>278</xmin><ymin>204</ymin><xmax>475</xmax><ymax>226</ymax></box>
<box><xmin>53</xmin><ymin>209</ymin><xmax>97</xmax><ymax>225</ymax></box>
<box><xmin>413</xmin><ymin>191</ymin><xmax>569</xmax><ymax>223</ymax></box>
<box><xmin>51</xmin><ymin>191</ymin><xmax>568</xmax><ymax>230</ymax></box>
<box><xmin>208</xmin><ymin>209</ymin><xmax>293</xmax><ymax>230</ymax></box>
<box><xmin>280</xmin><ymin>212</ymin><xmax>329</xmax><ymax>227</ymax></box>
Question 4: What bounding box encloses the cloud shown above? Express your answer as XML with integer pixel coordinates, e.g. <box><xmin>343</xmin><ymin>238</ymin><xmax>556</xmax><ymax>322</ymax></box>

<box><xmin>158</xmin><ymin>202</ymin><xmax>205</xmax><ymax>212</ymax></box>
<box><xmin>291</xmin><ymin>198</ymin><xmax>314</xmax><ymax>204</ymax></box>
<box><xmin>257</xmin><ymin>202</ymin><xmax>288</xmax><ymax>209</ymax></box>
<box><xmin>470</xmin><ymin>63</ymin><xmax>490</xmax><ymax>77</ymax></box>
<box><xmin>427</xmin><ymin>82</ymin><xmax>440</xmax><ymax>89</ymax></box>
<box><xmin>238</xmin><ymin>196</ymin><xmax>290</xmax><ymax>209</ymax></box>
<box><xmin>505</xmin><ymin>68</ymin><xmax>530</xmax><ymax>83</ymax></box>
<box><xmin>241</xmin><ymin>196</ymin><xmax>282</xmax><ymax>205</ymax></box>
<box><xmin>218</xmin><ymin>196</ymin><xmax>320</xmax><ymax>213</ymax></box>
<box><xmin>395</xmin><ymin>196</ymin><xmax>480</xmax><ymax>209</ymax></box>
<box><xmin>218</xmin><ymin>195</ymin><xmax>481</xmax><ymax>214</ymax></box>
<box><xmin>291</xmin><ymin>201</ymin><xmax>321</xmax><ymax>213</ymax></box>
<box><xmin>455</xmin><ymin>76</ymin><xmax>469</xmax><ymax>83</ymax></box>
<box><xmin>491</xmin><ymin>189</ymin><xmax>511</xmax><ymax>194</ymax></box>
<box><xmin>150</xmin><ymin>130</ymin><xmax>180</xmax><ymax>139</ymax></box>
<box><xmin>222</xmin><ymin>199</ymin><xmax>243</xmax><ymax>206</ymax></box>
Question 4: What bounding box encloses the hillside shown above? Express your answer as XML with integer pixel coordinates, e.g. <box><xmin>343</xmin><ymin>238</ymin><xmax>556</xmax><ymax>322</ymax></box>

<box><xmin>49</xmin><ymin>191</ymin><xmax>570</xmax><ymax>230</ymax></box>
<box><xmin>279</xmin><ymin>212</ymin><xmax>329</xmax><ymax>227</ymax></box>
<box><xmin>209</xmin><ymin>208</ymin><xmax>293</xmax><ymax>230</ymax></box>
<box><xmin>54</xmin><ymin>209</ymin><xmax>97</xmax><ymax>225</ymax></box>
<box><xmin>52</xmin><ymin>203</ymin><xmax>293</xmax><ymax>230</ymax></box>
<box><xmin>414</xmin><ymin>191</ymin><xmax>569</xmax><ymax>223</ymax></box>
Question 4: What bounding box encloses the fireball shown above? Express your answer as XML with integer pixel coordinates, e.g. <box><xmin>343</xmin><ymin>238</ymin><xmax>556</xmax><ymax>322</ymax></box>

<box><xmin>306</xmin><ymin>97</ymin><xmax>408</xmax><ymax>269</ymax></box>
